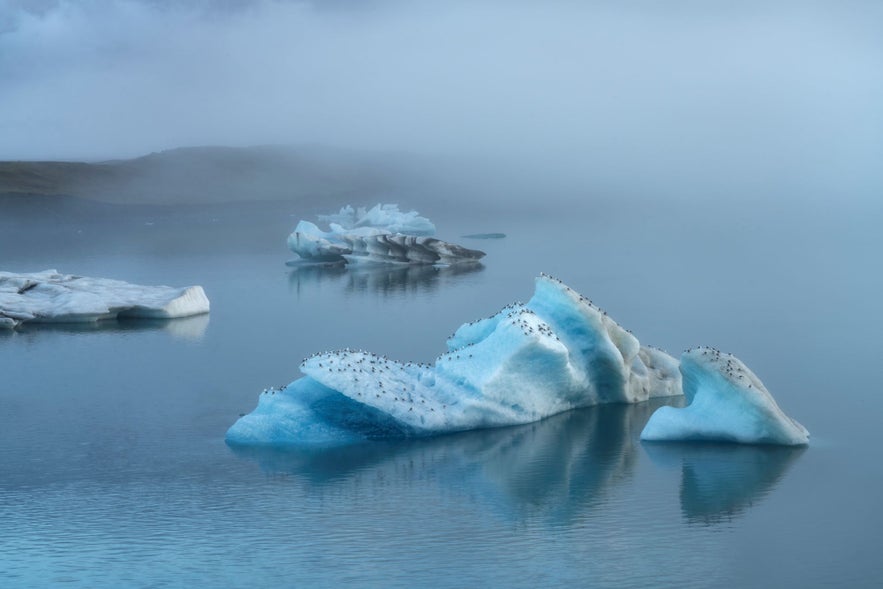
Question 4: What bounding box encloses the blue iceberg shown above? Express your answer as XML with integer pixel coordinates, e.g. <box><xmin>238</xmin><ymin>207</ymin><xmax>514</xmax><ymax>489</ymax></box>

<box><xmin>226</xmin><ymin>275</ymin><xmax>683</xmax><ymax>446</ymax></box>
<box><xmin>640</xmin><ymin>348</ymin><xmax>809</xmax><ymax>446</ymax></box>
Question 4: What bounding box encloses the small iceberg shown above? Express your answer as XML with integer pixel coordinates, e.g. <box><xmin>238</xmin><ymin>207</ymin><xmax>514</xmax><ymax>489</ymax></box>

<box><xmin>287</xmin><ymin>204</ymin><xmax>485</xmax><ymax>265</ymax></box>
<box><xmin>227</xmin><ymin>275</ymin><xmax>683</xmax><ymax>446</ymax></box>
<box><xmin>0</xmin><ymin>269</ymin><xmax>210</xmax><ymax>329</ymax></box>
<box><xmin>640</xmin><ymin>347</ymin><xmax>809</xmax><ymax>446</ymax></box>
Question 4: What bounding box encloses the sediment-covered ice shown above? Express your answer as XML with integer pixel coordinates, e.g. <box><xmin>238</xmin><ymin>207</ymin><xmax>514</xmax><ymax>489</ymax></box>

<box><xmin>227</xmin><ymin>275</ymin><xmax>682</xmax><ymax>446</ymax></box>
<box><xmin>640</xmin><ymin>348</ymin><xmax>809</xmax><ymax>445</ymax></box>
<box><xmin>0</xmin><ymin>269</ymin><xmax>210</xmax><ymax>329</ymax></box>
<box><xmin>287</xmin><ymin>204</ymin><xmax>485</xmax><ymax>265</ymax></box>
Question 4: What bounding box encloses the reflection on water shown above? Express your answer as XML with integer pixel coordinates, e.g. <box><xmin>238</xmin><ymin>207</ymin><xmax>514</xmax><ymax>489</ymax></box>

<box><xmin>231</xmin><ymin>396</ymin><xmax>805</xmax><ymax>526</ymax></box>
<box><xmin>643</xmin><ymin>442</ymin><xmax>806</xmax><ymax>525</ymax></box>
<box><xmin>0</xmin><ymin>313</ymin><xmax>209</xmax><ymax>340</ymax></box>
<box><xmin>288</xmin><ymin>262</ymin><xmax>484</xmax><ymax>298</ymax></box>
<box><xmin>231</xmin><ymin>400</ymin><xmax>661</xmax><ymax>524</ymax></box>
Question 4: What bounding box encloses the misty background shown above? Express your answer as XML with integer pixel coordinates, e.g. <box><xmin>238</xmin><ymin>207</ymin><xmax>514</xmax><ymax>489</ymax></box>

<box><xmin>0</xmin><ymin>0</ymin><xmax>881</xmax><ymax>207</ymax></box>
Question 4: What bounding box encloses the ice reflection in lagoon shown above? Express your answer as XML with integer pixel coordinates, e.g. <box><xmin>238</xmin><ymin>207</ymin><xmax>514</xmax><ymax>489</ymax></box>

<box><xmin>230</xmin><ymin>399</ymin><xmax>803</xmax><ymax>526</ymax></box>
<box><xmin>644</xmin><ymin>442</ymin><xmax>806</xmax><ymax>525</ymax></box>
<box><xmin>0</xmin><ymin>312</ymin><xmax>210</xmax><ymax>339</ymax></box>
<box><xmin>288</xmin><ymin>261</ymin><xmax>485</xmax><ymax>298</ymax></box>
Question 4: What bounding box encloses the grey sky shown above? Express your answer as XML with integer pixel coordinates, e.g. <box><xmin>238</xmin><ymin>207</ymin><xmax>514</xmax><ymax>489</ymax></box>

<box><xmin>0</xmin><ymin>0</ymin><xmax>880</xmax><ymax>199</ymax></box>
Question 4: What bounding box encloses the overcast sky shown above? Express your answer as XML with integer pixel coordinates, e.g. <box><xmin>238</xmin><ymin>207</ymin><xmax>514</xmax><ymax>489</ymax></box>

<box><xmin>0</xmin><ymin>0</ymin><xmax>880</xmax><ymax>197</ymax></box>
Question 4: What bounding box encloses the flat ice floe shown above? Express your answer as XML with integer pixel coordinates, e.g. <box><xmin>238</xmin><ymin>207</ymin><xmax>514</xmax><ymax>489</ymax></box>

<box><xmin>226</xmin><ymin>275</ymin><xmax>683</xmax><ymax>446</ymax></box>
<box><xmin>287</xmin><ymin>204</ymin><xmax>485</xmax><ymax>265</ymax></box>
<box><xmin>640</xmin><ymin>348</ymin><xmax>809</xmax><ymax>446</ymax></box>
<box><xmin>0</xmin><ymin>269</ymin><xmax>210</xmax><ymax>329</ymax></box>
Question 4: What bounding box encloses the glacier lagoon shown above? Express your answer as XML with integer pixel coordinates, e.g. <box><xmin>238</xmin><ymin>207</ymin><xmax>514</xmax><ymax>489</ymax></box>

<box><xmin>1</xmin><ymin>194</ymin><xmax>882</xmax><ymax>588</ymax></box>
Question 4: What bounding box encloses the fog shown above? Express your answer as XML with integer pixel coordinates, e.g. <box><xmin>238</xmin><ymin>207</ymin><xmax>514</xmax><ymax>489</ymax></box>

<box><xmin>1</xmin><ymin>0</ymin><xmax>881</xmax><ymax>201</ymax></box>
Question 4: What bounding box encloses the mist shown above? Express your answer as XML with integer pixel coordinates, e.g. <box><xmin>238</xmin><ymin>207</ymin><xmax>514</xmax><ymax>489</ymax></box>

<box><xmin>1</xmin><ymin>0</ymin><xmax>881</xmax><ymax>202</ymax></box>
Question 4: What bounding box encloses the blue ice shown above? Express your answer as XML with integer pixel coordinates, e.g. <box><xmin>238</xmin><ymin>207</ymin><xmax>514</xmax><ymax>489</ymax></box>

<box><xmin>226</xmin><ymin>275</ymin><xmax>682</xmax><ymax>446</ymax></box>
<box><xmin>640</xmin><ymin>348</ymin><xmax>809</xmax><ymax>446</ymax></box>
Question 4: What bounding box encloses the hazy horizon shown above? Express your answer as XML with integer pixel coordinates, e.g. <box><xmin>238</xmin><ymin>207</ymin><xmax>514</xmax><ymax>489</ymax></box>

<box><xmin>1</xmin><ymin>2</ymin><xmax>881</xmax><ymax>194</ymax></box>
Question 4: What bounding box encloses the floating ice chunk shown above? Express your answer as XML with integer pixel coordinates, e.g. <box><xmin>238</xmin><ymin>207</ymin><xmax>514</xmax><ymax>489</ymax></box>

<box><xmin>318</xmin><ymin>204</ymin><xmax>436</xmax><ymax>235</ymax></box>
<box><xmin>0</xmin><ymin>270</ymin><xmax>210</xmax><ymax>329</ymax></box>
<box><xmin>288</xmin><ymin>204</ymin><xmax>484</xmax><ymax>265</ymax></box>
<box><xmin>226</xmin><ymin>275</ymin><xmax>682</xmax><ymax>445</ymax></box>
<box><xmin>640</xmin><ymin>347</ymin><xmax>809</xmax><ymax>445</ymax></box>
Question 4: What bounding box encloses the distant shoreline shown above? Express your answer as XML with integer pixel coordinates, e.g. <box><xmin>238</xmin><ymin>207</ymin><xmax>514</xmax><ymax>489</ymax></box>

<box><xmin>0</xmin><ymin>145</ymin><xmax>400</xmax><ymax>207</ymax></box>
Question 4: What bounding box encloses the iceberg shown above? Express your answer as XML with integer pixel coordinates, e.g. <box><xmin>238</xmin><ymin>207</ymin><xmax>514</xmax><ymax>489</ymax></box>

<box><xmin>287</xmin><ymin>204</ymin><xmax>485</xmax><ymax>265</ymax></box>
<box><xmin>0</xmin><ymin>269</ymin><xmax>210</xmax><ymax>329</ymax></box>
<box><xmin>640</xmin><ymin>348</ymin><xmax>809</xmax><ymax>445</ymax></box>
<box><xmin>227</xmin><ymin>275</ymin><xmax>683</xmax><ymax>446</ymax></box>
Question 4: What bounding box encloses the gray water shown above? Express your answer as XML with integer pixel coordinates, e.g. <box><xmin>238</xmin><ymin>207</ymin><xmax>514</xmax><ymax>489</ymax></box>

<box><xmin>1</xmin><ymin>194</ymin><xmax>882</xmax><ymax>587</ymax></box>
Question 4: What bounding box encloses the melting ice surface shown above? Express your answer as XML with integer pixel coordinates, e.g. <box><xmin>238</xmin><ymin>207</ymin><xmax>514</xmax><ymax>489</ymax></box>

<box><xmin>226</xmin><ymin>275</ymin><xmax>683</xmax><ymax>445</ymax></box>
<box><xmin>0</xmin><ymin>269</ymin><xmax>210</xmax><ymax>329</ymax></box>
<box><xmin>287</xmin><ymin>204</ymin><xmax>486</xmax><ymax>265</ymax></box>
<box><xmin>641</xmin><ymin>348</ymin><xmax>810</xmax><ymax>445</ymax></box>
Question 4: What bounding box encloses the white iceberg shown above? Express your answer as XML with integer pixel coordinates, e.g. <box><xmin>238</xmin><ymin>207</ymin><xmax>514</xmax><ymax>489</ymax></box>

<box><xmin>287</xmin><ymin>204</ymin><xmax>485</xmax><ymax>265</ymax></box>
<box><xmin>640</xmin><ymin>347</ymin><xmax>809</xmax><ymax>446</ymax></box>
<box><xmin>0</xmin><ymin>269</ymin><xmax>210</xmax><ymax>329</ymax></box>
<box><xmin>318</xmin><ymin>204</ymin><xmax>436</xmax><ymax>235</ymax></box>
<box><xmin>226</xmin><ymin>275</ymin><xmax>682</xmax><ymax>446</ymax></box>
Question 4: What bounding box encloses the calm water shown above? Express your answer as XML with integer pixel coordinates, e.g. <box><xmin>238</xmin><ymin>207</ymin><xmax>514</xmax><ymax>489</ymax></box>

<box><xmin>1</xmin><ymin>194</ymin><xmax>882</xmax><ymax>587</ymax></box>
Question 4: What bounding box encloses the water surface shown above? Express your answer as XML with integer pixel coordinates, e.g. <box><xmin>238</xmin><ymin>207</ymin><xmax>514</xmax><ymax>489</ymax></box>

<box><xmin>1</xmin><ymin>194</ymin><xmax>881</xmax><ymax>587</ymax></box>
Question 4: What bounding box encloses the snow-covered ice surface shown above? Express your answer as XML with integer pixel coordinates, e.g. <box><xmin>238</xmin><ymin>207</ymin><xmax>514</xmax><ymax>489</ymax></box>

<box><xmin>0</xmin><ymin>269</ymin><xmax>210</xmax><ymax>329</ymax></box>
<box><xmin>287</xmin><ymin>204</ymin><xmax>485</xmax><ymax>265</ymax></box>
<box><xmin>226</xmin><ymin>275</ymin><xmax>683</xmax><ymax>446</ymax></box>
<box><xmin>641</xmin><ymin>347</ymin><xmax>809</xmax><ymax>446</ymax></box>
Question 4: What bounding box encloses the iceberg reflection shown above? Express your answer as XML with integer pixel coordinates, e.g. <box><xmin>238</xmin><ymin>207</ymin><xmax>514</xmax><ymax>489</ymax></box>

<box><xmin>643</xmin><ymin>442</ymin><xmax>805</xmax><ymax>525</ymax></box>
<box><xmin>229</xmin><ymin>400</ymin><xmax>660</xmax><ymax>523</ymax></box>
<box><xmin>0</xmin><ymin>313</ymin><xmax>209</xmax><ymax>340</ymax></box>
<box><xmin>287</xmin><ymin>262</ymin><xmax>484</xmax><ymax>297</ymax></box>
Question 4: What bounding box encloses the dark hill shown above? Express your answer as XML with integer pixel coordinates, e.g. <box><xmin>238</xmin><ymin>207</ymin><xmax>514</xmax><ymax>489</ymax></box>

<box><xmin>0</xmin><ymin>145</ymin><xmax>400</xmax><ymax>206</ymax></box>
